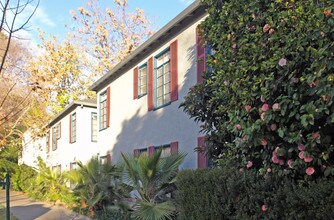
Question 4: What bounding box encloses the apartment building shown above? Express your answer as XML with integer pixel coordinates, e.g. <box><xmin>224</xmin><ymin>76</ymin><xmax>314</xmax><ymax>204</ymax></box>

<box><xmin>90</xmin><ymin>1</ymin><xmax>208</xmax><ymax>169</ymax></box>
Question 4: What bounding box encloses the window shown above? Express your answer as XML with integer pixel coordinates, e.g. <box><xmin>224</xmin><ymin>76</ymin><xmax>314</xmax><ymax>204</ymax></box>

<box><xmin>138</xmin><ymin>148</ymin><xmax>147</xmax><ymax>156</ymax></box>
<box><xmin>91</xmin><ymin>113</ymin><xmax>97</xmax><ymax>142</ymax></box>
<box><xmin>100</xmin><ymin>91</ymin><xmax>107</xmax><ymax>130</ymax></box>
<box><xmin>138</xmin><ymin>64</ymin><xmax>147</xmax><ymax>97</ymax></box>
<box><xmin>70</xmin><ymin>162</ymin><xmax>77</xmax><ymax>189</ymax></box>
<box><xmin>52</xmin><ymin>165</ymin><xmax>61</xmax><ymax>175</ymax></box>
<box><xmin>56</xmin><ymin>123</ymin><xmax>61</xmax><ymax>139</ymax></box>
<box><xmin>154</xmin><ymin>144</ymin><xmax>171</xmax><ymax>158</ymax></box>
<box><xmin>99</xmin><ymin>156</ymin><xmax>108</xmax><ymax>164</ymax></box>
<box><xmin>46</xmin><ymin>131</ymin><xmax>50</xmax><ymax>152</ymax></box>
<box><xmin>71</xmin><ymin>113</ymin><xmax>76</xmax><ymax>143</ymax></box>
<box><xmin>155</xmin><ymin>50</ymin><xmax>171</xmax><ymax>108</ymax></box>
<box><xmin>52</xmin><ymin>126</ymin><xmax>57</xmax><ymax>151</ymax></box>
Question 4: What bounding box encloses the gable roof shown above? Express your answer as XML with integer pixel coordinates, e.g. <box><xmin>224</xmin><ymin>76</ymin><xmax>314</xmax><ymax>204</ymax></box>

<box><xmin>48</xmin><ymin>99</ymin><xmax>97</xmax><ymax>127</ymax></box>
<box><xmin>90</xmin><ymin>0</ymin><xmax>206</xmax><ymax>92</ymax></box>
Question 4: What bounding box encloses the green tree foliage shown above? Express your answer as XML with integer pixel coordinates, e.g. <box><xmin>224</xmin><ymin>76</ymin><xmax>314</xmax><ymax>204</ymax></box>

<box><xmin>182</xmin><ymin>0</ymin><xmax>334</xmax><ymax>179</ymax></box>
<box><xmin>176</xmin><ymin>168</ymin><xmax>334</xmax><ymax>219</ymax></box>
<box><xmin>120</xmin><ymin>150</ymin><xmax>185</xmax><ymax>220</ymax></box>
<box><xmin>11</xmin><ymin>164</ymin><xmax>37</xmax><ymax>192</ymax></box>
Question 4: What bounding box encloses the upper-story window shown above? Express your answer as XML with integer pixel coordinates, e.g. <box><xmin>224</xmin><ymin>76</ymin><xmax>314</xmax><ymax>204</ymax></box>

<box><xmin>100</xmin><ymin>91</ymin><xmax>107</xmax><ymax>130</ymax></box>
<box><xmin>70</xmin><ymin>112</ymin><xmax>76</xmax><ymax>143</ymax></box>
<box><xmin>91</xmin><ymin>112</ymin><xmax>97</xmax><ymax>142</ymax></box>
<box><xmin>138</xmin><ymin>64</ymin><xmax>147</xmax><ymax>97</ymax></box>
<box><xmin>46</xmin><ymin>131</ymin><xmax>50</xmax><ymax>152</ymax></box>
<box><xmin>155</xmin><ymin>49</ymin><xmax>171</xmax><ymax>108</ymax></box>
<box><xmin>52</xmin><ymin>123</ymin><xmax>61</xmax><ymax>150</ymax></box>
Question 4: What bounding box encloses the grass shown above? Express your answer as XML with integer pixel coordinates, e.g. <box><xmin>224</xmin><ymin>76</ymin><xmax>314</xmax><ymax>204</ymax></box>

<box><xmin>0</xmin><ymin>204</ymin><xmax>18</xmax><ymax>220</ymax></box>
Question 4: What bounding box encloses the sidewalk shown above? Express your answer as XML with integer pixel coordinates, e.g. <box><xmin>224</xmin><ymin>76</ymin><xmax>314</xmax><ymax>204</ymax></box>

<box><xmin>0</xmin><ymin>190</ymin><xmax>91</xmax><ymax>220</ymax></box>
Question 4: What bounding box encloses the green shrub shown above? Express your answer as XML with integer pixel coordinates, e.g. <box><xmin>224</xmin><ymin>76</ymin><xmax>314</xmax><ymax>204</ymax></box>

<box><xmin>11</xmin><ymin>164</ymin><xmax>37</xmax><ymax>192</ymax></box>
<box><xmin>176</xmin><ymin>168</ymin><xmax>334</xmax><ymax>219</ymax></box>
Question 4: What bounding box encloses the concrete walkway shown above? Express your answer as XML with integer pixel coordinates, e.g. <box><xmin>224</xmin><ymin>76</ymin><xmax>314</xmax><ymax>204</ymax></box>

<box><xmin>0</xmin><ymin>190</ymin><xmax>91</xmax><ymax>220</ymax></box>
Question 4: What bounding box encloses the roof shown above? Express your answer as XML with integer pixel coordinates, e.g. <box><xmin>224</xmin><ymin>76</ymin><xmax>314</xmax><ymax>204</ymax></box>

<box><xmin>90</xmin><ymin>0</ymin><xmax>207</xmax><ymax>92</ymax></box>
<box><xmin>48</xmin><ymin>99</ymin><xmax>97</xmax><ymax>127</ymax></box>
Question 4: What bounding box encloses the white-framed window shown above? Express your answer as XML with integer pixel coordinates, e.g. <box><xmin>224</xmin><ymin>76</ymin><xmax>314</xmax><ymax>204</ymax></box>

<box><xmin>154</xmin><ymin>144</ymin><xmax>171</xmax><ymax>158</ymax></box>
<box><xmin>155</xmin><ymin>49</ymin><xmax>171</xmax><ymax>108</ymax></box>
<box><xmin>91</xmin><ymin>112</ymin><xmax>97</xmax><ymax>142</ymax></box>
<box><xmin>99</xmin><ymin>91</ymin><xmax>107</xmax><ymax>130</ymax></box>
<box><xmin>71</xmin><ymin>112</ymin><xmax>76</xmax><ymax>143</ymax></box>
<box><xmin>99</xmin><ymin>155</ymin><xmax>108</xmax><ymax>164</ymax></box>
<box><xmin>138</xmin><ymin>64</ymin><xmax>147</xmax><ymax>97</ymax></box>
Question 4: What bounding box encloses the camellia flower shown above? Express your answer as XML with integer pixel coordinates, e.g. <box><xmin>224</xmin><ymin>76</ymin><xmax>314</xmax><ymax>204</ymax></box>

<box><xmin>260</xmin><ymin>95</ymin><xmax>265</xmax><ymax>103</ymax></box>
<box><xmin>236</xmin><ymin>124</ymin><xmax>242</xmax><ymax>130</ymax></box>
<box><xmin>287</xmin><ymin>159</ymin><xmax>293</xmax><ymax>168</ymax></box>
<box><xmin>279</xmin><ymin>58</ymin><xmax>287</xmax><ymax>66</ymax></box>
<box><xmin>267</xmin><ymin>168</ymin><xmax>272</xmax><ymax>173</ymax></box>
<box><xmin>324</xmin><ymin>8</ymin><xmax>332</xmax><ymax>17</ymax></box>
<box><xmin>263</xmin><ymin>24</ymin><xmax>270</xmax><ymax>33</ymax></box>
<box><xmin>312</xmin><ymin>132</ymin><xmax>320</xmax><ymax>139</ymax></box>
<box><xmin>299</xmin><ymin>151</ymin><xmax>305</xmax><ymax>159</ymax></box>
<box><xmin>261</xmin><ymin>139</ymin><xmax>267</xmax><ymax>146</ymax></box>
<box><xmin>272</xmin><ymin>155</ymin><xmax>279</xmax><ymax>164</ymax></box>
<box><xmin>304</xmin><ymin>156</ymin><xmax>313</xmax><ymax>163</ymax></box>
<box><xmin>298</xmin><ymin>144</ymin><xmax>305</xmax><ymax>151</ymax></box>
<box><xmin>279</xmin><ymin>160</ymin><xmax>284</xmax><ymax>165</ymax></box>
<box><xmin>239</xmin><ymin>168</ymin><xmax>243</xmax><ymax>173</ymax></box>
<box><xmin>309</xmin><ymin>81</ymin><xmax>318</xmax><ymax>87</ymax></box>
<box><xmin>247</xmin><ymin>161</ymin><xmax>253</xmax><ymax>168</ymax></box>
<box><xmin>306</xmin><ymin>167</ymin><xmax>315</xmax><ymax>175</ymax></box>
<box><xmin>272</xmin><ymin>103</ymin><xmax>280</xmax><ymax>110</ymax></box>
<box><xmin>270</xmin><ymin>123</ymin><xmax>277</xmax><ymax>131</ymax></box>
<box><xmin>262</xmin><ymin>204</ymin><xmax>268</xmax><ymax>212</ymax></box>
<box><xmin>245</xmin><ymin>105</ymin><xmax>252</xmax><ymax>112</ymax></box>
<box><xmin>262</xmin><ymin>104</ymin><xmax>269</xmax><ymax>112</ymax></box>
<box><xmin>268</xmin><ymin>28</ymin><xmax>274</xmax><ymax>35</ymax></box>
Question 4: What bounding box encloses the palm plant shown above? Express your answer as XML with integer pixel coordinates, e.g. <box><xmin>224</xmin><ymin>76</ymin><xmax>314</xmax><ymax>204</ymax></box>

<box><xmin>66</xmin><ymin>157</ymin><xmax>125</xmax><ymax>217</ymax></box>
<box><xmin>120</xmin><ymin>150</ymin><xmax>185</xmax><ymax>220</ymax></box>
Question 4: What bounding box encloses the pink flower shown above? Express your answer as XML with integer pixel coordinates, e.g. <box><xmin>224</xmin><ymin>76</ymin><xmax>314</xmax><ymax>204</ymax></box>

<box><xmin>245</xmin><ymin>105</ymin><xmax>252</xmax><ymax>112</ymax></box>
<box><xmin>306</xmin><ymin>167</ymin><xmax>315</xmax><ymax>175</ymax></box>
<box><xmin>263</xmin><ymin>24</ymin><xmax>270</xmax><ymax>33</ymax></box>
<box><xmin>270</xmin><ymin>124</ymin><xmax>277</xmax><ymax>131</ymax></box>
<box><xmin>274</xmin><ymin>146</ymin><xmax>280</xmax><ymax>154</ymax></box>
<box><xmin>299</xmin><ymin>151</ymin><xmax>305</xmax><ymax>159</ymax></box>
<box><xmin>304</xmin><ymin>156</ymin><xmax>313</xmax><ymax>163</ymax></box>
<box><xmin>272</xmin><ymin>155</ymin><xmax>279</xmax><ymax>164</ymax></box>
<box><xmin>287</xmin><ymin>159</ymin><xmax>293</xmax><ymax>168</ymax></box>
<box><xmin>267</xmin><ymin>168</ymin><xmax>272</xmax><ymax>173</ymax></box>
<box><xmin>260</xmin><ymin>95</ymin><xmax>265</xmax><ymax>103</ymax></box>
<box><xmin>298</xmin><ymin>144</ymin><xmax>305</xmax><ymax>151</ymax></box>
<box><xmin>247</xmin><ymin>161</ymin><xmax>253</xmax><ymax>168</ymax></box>
<box><xmin>309</xmin><ymin>81</ymin><xmax>318</xmax><ymax>87</ymax></box>
<box><xmin>268</xmin><ymin>28</ymin><xmax>274</xmax><ymax>35</ymax></box>
<box><xmin>232</xmin><ymin>43</ymin><xmax>237</xmax><ymax>49</ymax></box>
<box><xmin>239</xmin><ymin>168</ymin><xmax>243</xmax><ymax>173</ymax></box>
<box><xmin>262</xmin><ymin>204</ymin><xmax>268</xmax><ymax>212</ymax></box>
<box><xmin>312</xmin><ymin>132</ymin><xmax>320</xmax><ymax>139</ymax></box>
<box><xmin>262</xmin><ymin>104</ymin><xmax>269</xmax><ymax>112</ymax></box>
<box><xmin>272</xmin><ymin>103</ymin><xmax>280</xmax><ymax>110</ymax></box>
<box><xmin>279</xmin><ymin>160</ymin><xmax>284</xmax><ymax>165</ymax></box>
<box><xmin>279</xmin><ymin>58</ymin><xmax>287</xmax><ymax>66</ymax></box>
<box><xmin>236</xmin><ymin>124</ymin><xmax>242</xmax><ymax>130</ymax></box>
<box><xmin>261</xmin><ymin>139</ymin><xmax>267</xmax><ymax>146</ymax></box>
<box><xmin>260</xmin><ymin>112</ymin><xmax>266</xmax><ymax>121</ymax></box>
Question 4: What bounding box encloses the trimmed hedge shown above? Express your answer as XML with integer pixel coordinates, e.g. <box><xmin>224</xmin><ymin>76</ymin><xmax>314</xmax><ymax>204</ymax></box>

<box><xmin>176</xmin><ymin>168</ymin><xmax>334</xmax><ymax>219</ymax></box>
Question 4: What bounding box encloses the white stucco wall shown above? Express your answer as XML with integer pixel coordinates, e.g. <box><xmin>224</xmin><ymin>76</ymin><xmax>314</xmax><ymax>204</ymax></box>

<box><xmin>47</xmin><ymin>106</ymin><xmax>98</xmax><ymax>171</ymax></box>
<box><xmin>20</xmin><ymin>132</ymin><xmax>48</xmax><ymax>169</ymax></box>
<box><xmin>97</xmin><ymin>17</ymin><xmax>205</xmax><ymax>169</ymax></box>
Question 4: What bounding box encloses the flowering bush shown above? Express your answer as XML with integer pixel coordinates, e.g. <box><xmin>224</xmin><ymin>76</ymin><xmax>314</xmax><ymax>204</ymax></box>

<box><xmin>182</xmin><ymin>0</ymin><xmax>334</xmax><ymax>179</ymax></box>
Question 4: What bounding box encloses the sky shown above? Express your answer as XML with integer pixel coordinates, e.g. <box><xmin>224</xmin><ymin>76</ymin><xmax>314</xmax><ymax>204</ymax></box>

<box><xmin>14</xmin><ymin>0</ymin><xmax>195</xmax><ymax>47</ymax></box>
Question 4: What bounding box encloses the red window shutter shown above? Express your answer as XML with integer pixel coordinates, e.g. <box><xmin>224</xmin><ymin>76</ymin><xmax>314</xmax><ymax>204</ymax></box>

<box><xmin>134</xmin><ymin>149</ymin><xmax>139</xmax><ymax>157</ymax></box>
<box><xmin>69</xmin><ymin>163</ymin><xmax>72</xmax><ymax>171</ymax></box>
<box><xmin>147</xmin><ymin>57</ymin><xmax>154</xmax><ymax>111</ymax></box>
<box><xmin>197</xmin><ymin>136</ymin><xmax>207</xmax><ymax>168</ymax></box>
<box><xmin>196</xmin><ymin>26</ymin><xmax>206</xmax><ymax>83</ymax></box>
<box><xmin>69</xmin><ymin>114</ymin><xmax>72</xmax><ymax>143</ymax></box>
<box><xmin>107</xmin><ymin>154</ymin><xmax>111</xmax><ymax>165</ymax></box>
<box><xmin>133</xmin><ymin>67</ymin><xmax>139</xmax><ymax>99</ymax></box>
<box><xmin>59</xmin><ymin>164</ymin><xmax>62</xmax><ymax>173</ymax></box>
<box><xmin>59</xmin><ymin>122</ymin><xmax>62</xmax><ymax>138</ymax></box>
<box><xmin>170</xmin><ymin>141</ymin><xmax>179</xmax><ymax>154</ymax></box>
<box><xmin>148</xmin><ymin>146</ymin><xmax>155</xmax><ymax>156</ymax></box>
<box><xmin>106</xmin><ymin>87</ymin><xmax>111</xmax><ymax>127</ymax></box>
<box><xmin>170</xmin><ymin>40</ymin><xmax>178</xmax><ymax>102</ymax></box>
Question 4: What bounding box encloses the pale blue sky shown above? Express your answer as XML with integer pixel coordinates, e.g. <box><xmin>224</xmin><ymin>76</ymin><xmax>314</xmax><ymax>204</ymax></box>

<box><xmin>23</xmin><ymin>0</ymin><xmax>195</xmax><ymax>43</ymax></box>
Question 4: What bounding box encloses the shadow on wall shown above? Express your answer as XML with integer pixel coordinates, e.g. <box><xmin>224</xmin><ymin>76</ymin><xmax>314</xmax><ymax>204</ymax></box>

<box><xmin>104</xmin><ymin>42</ymin><xmax>201</xmax><ymax>169</ymax></box>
